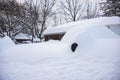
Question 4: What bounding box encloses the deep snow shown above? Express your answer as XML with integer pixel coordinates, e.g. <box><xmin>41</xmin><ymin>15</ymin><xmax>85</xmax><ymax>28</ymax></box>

<box><xmin>61</xmin><ymin>25</ymin><xmax>119</xmax><ymax>45</ymax></box>
<box><xmin>0</xmin><ymin>39</ymin><xmax>120</xmax><ymax>80</ymax></box>
<box><xmin>0</xmin><ymin>25</ymin><xmax>120</xmax><ymax>80</ymax></box>
<box><xmin>0</xmin><ymin>36</ymin><xmax>15</xmax><ymax>52</ymax></box>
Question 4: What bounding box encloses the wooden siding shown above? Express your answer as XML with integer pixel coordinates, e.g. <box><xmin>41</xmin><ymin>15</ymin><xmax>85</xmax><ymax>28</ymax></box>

<box><xmin>16</xmin><ymin>39</ymin><xmax>31</xmax><ymax>43</ymax></box>
<box><xmin>44</xmin><ymin>33</ymin><xmax>65</xmax><ymax>41</ymax></box>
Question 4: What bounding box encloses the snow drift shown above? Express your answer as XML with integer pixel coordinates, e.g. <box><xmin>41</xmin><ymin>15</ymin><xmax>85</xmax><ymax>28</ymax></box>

<box><xmin>0</xmin><ymin>36</ymin><xmax>15</xmax><ymax>52</ymax></box>
<box><xmin>62</xmin><ymin>24</ymin><xmax>119</xmax><ymax>43</ymax></box>
<box><xmin>62</xmin><ymin>25</ymin><xmax>119</xmax><ymax>53</ymax></box>
<box><xmin>0</xmin><ymin>24</ymin><xmax>120</xmax><ymax>80</ymax></box>
<box><xmin>1</xmin><ymin>42</ymin><xmax>69</xmax><ymax>63</ymax></box>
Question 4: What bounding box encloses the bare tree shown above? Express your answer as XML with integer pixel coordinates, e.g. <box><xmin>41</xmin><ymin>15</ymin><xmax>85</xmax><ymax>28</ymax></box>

<box><xmin>84</xmin><ymin>0</ymin><xmax>100</xmax><ymax>19</ymax></box>
<box><xmin>52</xmin><ymin>13</ymin><xmax>58</xmax><ymax>26</ymax></box>
<box><xmin>51</xmin><ymin>12</ymin><xmax>64</xmax><ymax>27</ymax></box>
<box><xmin>0</xmin><ymin>0</ymin><xmax>56</xmax><ymax>42</ymax></box>
<box><xmin>60</xmin><ymin>0</ymin><xmax>85</xmax><ymax>22</ymax></box>
<box><xmin>0</xmin><ymin>0</ymin><xmax>26</xmax><ymax>38</ymax></box>
<box><xmin>24</xmin><ymin>0</ymin><xmax>40</xmax><ymax>42</ymax></box>
<box><xmin>0</xmin><ymin>0</ymin><xmax>40</xmax><ymax>42</ymax></box>
<box><xmin>0</xmin><ymin>26</ymin><xmax>5</xmax><ymax>37</ymax></box>
<box><xmin>38</xmin><ymin>0</ymin><xmax>56</xmax><ymax>41</ymax></box>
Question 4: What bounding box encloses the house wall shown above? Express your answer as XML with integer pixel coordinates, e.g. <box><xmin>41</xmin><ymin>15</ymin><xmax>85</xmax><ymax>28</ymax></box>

<box><xmin>44</xmin><ymin>33</ymin><xmax>65</xmax><ymax>41</ymax></box>
<box><xmin>16</xmin><ymin>39</ymin><xmax>31</xmax><ymax>43</ymax></box>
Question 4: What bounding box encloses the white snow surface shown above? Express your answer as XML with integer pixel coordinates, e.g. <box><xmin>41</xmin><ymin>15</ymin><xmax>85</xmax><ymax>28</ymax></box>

<box><xmin>0</xmin><ymin>24</ymin><xmax>120</xmax><ymax>80</ymax></box>
<box><xmin>43</xmin><ymin>16</ymin><xmax>120</xmax><ymax>35</ymax></box>
<box><xmin>0</xmin><ymin>36</ymin><xmax>15</xmax><ymax>51</ymax></box>
<box><xmin>15</xmin><ymin>33</ymin><xmax>29</xmax><ymax>39</ymax></box>
<box><xmin>61</xmin><ymin>25</ymin><xmax>119</xmax><ymax>43</ymax></box>
<box><xmin>0</xmin><ymin>39</ymin><xmax>120</xmax><ymax>80</ymax></box>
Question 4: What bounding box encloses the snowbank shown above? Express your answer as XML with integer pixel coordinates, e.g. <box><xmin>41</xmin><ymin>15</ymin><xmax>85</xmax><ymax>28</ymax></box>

<box><xmin>61</xmin><ymin>25</ymin><xmax>120</xmax><ymax>53</ymax></box>
<box><xmin>62</xmin><ymin>25</ymin><xmax>119</xmax><ymax>43</ymax></box>
<box><xmin>1</xmin><ymin>42</ymin><xmax>69</xmax><ymax>63</ymax></box>
<box><xmin>0</xmin><ymin>38</ymin><xmax>120</xmax><ymax>80</ymax></box>
<box><xmin>0</xmin><ymin>36</ymin><xmax>15</xmax><ymax>51</ymax></box>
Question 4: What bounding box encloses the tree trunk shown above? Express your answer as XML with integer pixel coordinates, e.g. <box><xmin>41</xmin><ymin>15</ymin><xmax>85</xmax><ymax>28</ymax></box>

<box><xmin>39</xmin><ymin>21</ymin><xmax>45</xmax><ymax>42</ymax></box>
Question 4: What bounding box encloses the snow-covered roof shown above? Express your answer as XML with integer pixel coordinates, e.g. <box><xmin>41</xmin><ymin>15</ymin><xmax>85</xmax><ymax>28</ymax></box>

<box><xmin>43</xmin><ymin>16</ymin><xmax>120</xmax><ymax>35</ymax></box>
<box><xmin>15</xmin><ymin>33</ymin><xmax>29</xmax><ymax>39</ymax></box>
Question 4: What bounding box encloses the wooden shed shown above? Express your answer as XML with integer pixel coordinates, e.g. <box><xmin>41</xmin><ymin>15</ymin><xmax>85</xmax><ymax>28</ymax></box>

<box><xmin>15</xmin><ymin>33</ymin><xmax>31</xmax><ymax>43</ymax></box>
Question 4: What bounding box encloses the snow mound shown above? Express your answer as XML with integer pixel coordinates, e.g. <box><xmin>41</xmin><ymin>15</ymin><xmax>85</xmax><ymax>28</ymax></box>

<box><xmin>62</xmin><ymin>25</ymin><xmax>119</xmax><ymax>43</ymax></box>
<box><xmin>0</xmin><ymin>39</ymin><xmax>120</xmax><ymax>80</ymax></box>
<box><xmin>61</xmin><ymin>25</ymin><xmax>119</xmax><ymax>53</ymax></box>
<box><xmin>1</xmin><ymin>42</ymin><xmax>69</xmax><ymax>63</ymax></box>
<box><xmin>0</xmin><ymin>36</ymin><xmax>15</xmax><ymax>51</ymax></box>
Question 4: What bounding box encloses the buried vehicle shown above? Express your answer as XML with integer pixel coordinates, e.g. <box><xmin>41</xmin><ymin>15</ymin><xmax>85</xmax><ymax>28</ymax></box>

<box><xmin>0</xmin><ymin>24</ymin><xmax>119</xmax><ymax>63</ymax></box>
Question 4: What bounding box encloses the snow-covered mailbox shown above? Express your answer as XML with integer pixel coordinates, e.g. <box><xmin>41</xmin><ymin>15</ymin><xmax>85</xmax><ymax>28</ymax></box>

<box><xmin>43</xmin><ymin>16</ymin><xmax>120</xmax><ymax>41</ymax></box>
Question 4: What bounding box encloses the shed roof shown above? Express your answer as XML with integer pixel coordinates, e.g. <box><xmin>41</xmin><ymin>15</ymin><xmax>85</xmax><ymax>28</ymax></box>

<box><xmin>15</xmin><ymin>33</ymin><xmax>29</xmax><ymax>39</ymax></box>
<box><xmin>43</xmin><ymin>16</ymin><xmax>120</xmax><ymax>35</ymax></box>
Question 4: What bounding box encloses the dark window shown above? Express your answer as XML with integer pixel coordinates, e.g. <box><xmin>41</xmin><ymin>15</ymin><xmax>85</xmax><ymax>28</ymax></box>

<box><xmin>71</xmin><ymin>43</ymin><xmax>78</xmax><ymax>52</ymax></box>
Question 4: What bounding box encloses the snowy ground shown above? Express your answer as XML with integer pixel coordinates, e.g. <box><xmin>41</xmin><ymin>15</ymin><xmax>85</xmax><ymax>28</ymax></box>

<box><xmin>0</xmin><ymin>25</ymin><xmax>120</xmax><ymax>80</ymax></box>
<box><xmin>0</xmin><ymin>38</ymin><xmax>120</xmax><ymax>80</ymax></box>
